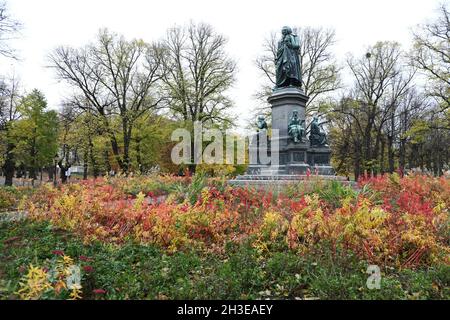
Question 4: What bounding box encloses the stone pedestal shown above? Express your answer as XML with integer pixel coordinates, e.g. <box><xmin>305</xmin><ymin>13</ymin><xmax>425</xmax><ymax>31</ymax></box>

<box><xmin>270</xmin><ymin>87</ymin><xmax>310</xmax><ymax>174</ymax></box>
<box><xmin>269</xmin><ymin>87</ymin><xmax>309</xmax><ymax>139</ymax></box>
<box><xmin>232</xmin><ymin>86</ymin><xmax>336</xmax><ymax>186</ymax></box>
<box><xmin>307</xmin><ymin>147</ymin><xmax>334</xmax><ymax>175</ymax></box>
<box><xmin>269</xmin><ymin>87</ymin><xmax>333</xmax><ymax>174</ymax></box>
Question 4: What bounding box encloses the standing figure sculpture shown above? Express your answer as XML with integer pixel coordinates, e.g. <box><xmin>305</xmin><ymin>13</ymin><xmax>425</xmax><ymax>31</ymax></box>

<box><xmin>275</xmin><ymin>26</ymin><xmax>302</xmax><ymax>89</ymax></box>
<box><xmin>256</xmin><ymin>115</ymin><xmax>268</xmax><ymax>131</ymax></box>
<box><xmin>288</xmin><ymin>110</ymin><xmax>305</xmax><ymax>143</ymax></box>
<box><xmin>309</xmin><ymin>116</ymin><xmax>328</xmax><ymax>147</ymax></box>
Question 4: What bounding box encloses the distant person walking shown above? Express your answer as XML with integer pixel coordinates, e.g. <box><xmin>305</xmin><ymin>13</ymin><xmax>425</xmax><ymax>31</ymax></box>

<box><xmin>65</xmin><ymin>167</ymin><xmax>72</xmax><ymax>182</ymax></box>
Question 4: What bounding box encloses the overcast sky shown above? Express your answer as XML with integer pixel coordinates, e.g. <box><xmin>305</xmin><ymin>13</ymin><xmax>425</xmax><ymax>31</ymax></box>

<box><xmin>1</xmin><ymin>0</ymin><xmax>445</xmax><ymax>129</ymax></box>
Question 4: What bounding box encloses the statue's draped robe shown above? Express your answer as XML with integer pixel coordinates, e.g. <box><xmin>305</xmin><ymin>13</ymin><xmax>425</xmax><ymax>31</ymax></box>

<box><xmin>288</xmin><ymin>116</ymin><xmax>304</xmax><ymax>142</ymax></box>
<box><xmin>311</xmin><ymin>121</ymin><xmax>324</xmax><ymax>137</ymax></box>
<box><xmin>310</xmin><ymin>120</ymin><xmax>327</xmax><ymax>146</ymax></box>
<box><xmin>276</xmin><ymin>34</ymin><xmax>301</xmax><ymax>88</ymax></box>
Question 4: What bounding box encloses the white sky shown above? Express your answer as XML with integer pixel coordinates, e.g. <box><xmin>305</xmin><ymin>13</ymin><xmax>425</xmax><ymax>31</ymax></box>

<box><xmin>1</xmin><ymin>0</ymin><xmax>445</xmax><ymax>129</ymax></box>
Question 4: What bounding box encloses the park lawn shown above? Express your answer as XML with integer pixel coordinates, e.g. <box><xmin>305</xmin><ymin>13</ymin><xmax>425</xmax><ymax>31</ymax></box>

<box><xmin>0</xmin><ymin>219</ymin><xmax>448</xmax><ymax>300</ymax></box>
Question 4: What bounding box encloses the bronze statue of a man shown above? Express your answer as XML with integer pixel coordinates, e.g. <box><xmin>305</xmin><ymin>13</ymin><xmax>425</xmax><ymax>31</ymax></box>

<box><xmin>309</xmin><ymin>116</ymin><xmax>328</xmax><ymax>147</ymax></box>
<box><xmin>288</xmin><ymin>110</ymin><xmax>305</xmax><ymax>143</ymax></box>
<box><xmin>256</xmin><ymin>115</ymin><xmax>268</xmax><ymax>131</ymax></box>
<box><xmin>275</xmin><ymin>26</ymin><xmax>302</xmax><ymax>89</ymax></box>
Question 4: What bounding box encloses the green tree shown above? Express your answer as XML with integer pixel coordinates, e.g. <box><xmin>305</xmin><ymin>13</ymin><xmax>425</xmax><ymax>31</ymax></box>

<box><xmin>11</xmin><ymin>89</ymin><xmax>58</xmax><ymax>181</ymax></box>
<box><xmin>131</xmin><ymin>114</ymin><xmax>180</xmax><ymax>174</ymax></box>
<box><xmin>59</xmin><ymin>103</ymin><xmax>105</xmax><ymax>179</ymax></box>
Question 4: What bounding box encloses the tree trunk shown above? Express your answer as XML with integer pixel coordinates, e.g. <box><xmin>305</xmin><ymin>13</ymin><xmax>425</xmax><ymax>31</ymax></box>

<box><xmin>135</xmin><ymin>137</ymin><xmax>142</xmax><ymax>173</ymax></box>
<box><xmin>104</xmin><ymin>150</ymin><xmax>111</xmax><ymax>174</ymax></box>
<box><xmin>387</xmin><ymin>134</ymin><xmax>394</xmax><ymax>173</ymax></box>
<box><xmin>109</xmin><ymin>135</ymin><xmax>124</xmax><ymax>173</ymax></box>
<box><xmin>380</xmin><ymin>136</ymin><xmax>386</xmax><ymax>174</ymax></box>
<box><xmin>88</xmin><ymin>137</ymin><xmax>99</xmax><ymax>178</ymax></box>
<box><xmin>16</xmin><ymin>164</ymin><xmax>25</xmax><ymax>178</ymax></box>
<box><xmin>399</xmin><ymin>138</ymin><xmax>406</xmax><ymax>176</ymax></box>
<box><xmin>121</xmin><ymin>123</ymin><xmax>132</xmax><ymax>175</ymax></box>
<box><xmin>189</xmin><ymin>138</ymin><xmax>197</xmax><ymax>175</ymax></box>
<box><xmin>29</xmin><ymin>167</ymin><xmax>37</xmax><ymax>180</ymax></box>
<box><xmin>353</xmin><ymin>140</ymin><xmax>362</xmax><ymax>181</ymax></box>
<box><xmin>48</xmin><ymin>165</ymin><xmax>55</xmax><ymax>181</ymax></box>
<box><xmin>83</xmin><ymin>152</ymin><xmax>88</xmax><ymax>180</ymax></box>
<box><xmin>364</xmin><ymin>123</ymin><xmax>372</xmax><ymax>165</ymax></box>
<box><xmin>3</xmin><ymin>143</ymin><xmax>15</xmax><ymax>186</ymax></box>
<box><xmin>373</xmin><ymin>124</ymin><xmax>385</xmax><ymax>175</ymax></box>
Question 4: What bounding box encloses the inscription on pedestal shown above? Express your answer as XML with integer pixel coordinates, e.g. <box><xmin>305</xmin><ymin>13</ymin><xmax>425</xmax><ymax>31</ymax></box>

<box><xmin>293</xmin><ymin>151</ymin><xmax>305</xmax><ymax>162</ymax></box>
<box><xmin>307</xmin><ymin>153</ymin><xmax>330</xmax><ymax>166</ymax></box>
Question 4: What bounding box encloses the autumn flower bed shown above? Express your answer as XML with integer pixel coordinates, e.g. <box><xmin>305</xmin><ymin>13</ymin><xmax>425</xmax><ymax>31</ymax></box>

<box><xmin>1</xmin><ymin>173</ymin><xmax>449</xmax><ymax>299</ymax></box>
<box><xmin>0</xmin><ymin>186</ymin><xmax>35</xmax><ymax>212</ymax></box>
<box><xmin>21</xmin><ymin>174</ymin><xmax>449</xmax><ymax>267</ymax></box>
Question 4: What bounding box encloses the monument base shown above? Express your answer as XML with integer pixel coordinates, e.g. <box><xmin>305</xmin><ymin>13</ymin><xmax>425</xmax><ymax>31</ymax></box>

<box><xmin>228</xmin><ymin>174</ymin><xmax>353</xmax><ymax>190</ymax></box>
<box><xmin>286</xmin><ymin>163</ymin><xmax>310</xmax><ymax>175</ymax></box>
<box><xmin>246</xmin><ymin>164</ymin><xmax>287</xmax><ymax>175</ymax></box>
<box><xmin>231</xmin><ymin>86</ymin><xmax>346</xmax><ymax>189</ymax></box>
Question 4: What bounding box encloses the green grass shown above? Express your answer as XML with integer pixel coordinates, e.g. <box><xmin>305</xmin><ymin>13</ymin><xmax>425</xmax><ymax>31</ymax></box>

<box><xmin>0</xmin><ymin>219</ymin><xmax>448</xmax><ymax>300</ymax></box>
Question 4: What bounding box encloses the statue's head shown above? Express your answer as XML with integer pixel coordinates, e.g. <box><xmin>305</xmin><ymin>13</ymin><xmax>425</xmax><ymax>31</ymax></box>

<box><xmin>257</xmin><ymin>115</ymin><xmax>265</xmax><ymax>121</ymax></box>
<box><xmin>281</xmin><ymin>26</ymin><xmax>292</xmax><ymax>36</ymax></box>
<box><xmin>313</xmin><ymin>116</ymin><xmax>319</xmax><ymax>122</ymax></box>
<box><xmin>292</xmin><ymin>110</ymin><xmax>298</xmax><ymax>118</ymax></box>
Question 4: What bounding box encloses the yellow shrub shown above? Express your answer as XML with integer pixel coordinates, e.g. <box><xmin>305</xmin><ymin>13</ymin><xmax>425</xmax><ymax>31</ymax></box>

<box><xmin>16</xmin><ymin>254</ymin><xmax>82</xmax><ymax>300</ymax></box>
<box><xmin>288</xmin><ymin>195</ymin><xmax>327</xmax><ymax>250</ymax></box>
<box><xmin>254</xmin><ymin>211</ymin><xmax>288</xmax><ymax>253</ymax></box>
<box><xmin>16</xmin><ymin>265</ymin><xmax>52</xmax><ymax>300</ymax></box>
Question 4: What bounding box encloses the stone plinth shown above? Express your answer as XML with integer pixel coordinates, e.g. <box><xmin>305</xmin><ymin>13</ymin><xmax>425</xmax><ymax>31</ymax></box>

<box><xmin>228</xmin><ymin>175</ymin><xmax>354</xmax><ymax>191</ymax></box>
<box><xmin>269</xmin><ymin>87</ymin><xmax>309</xmax><ymax>139</ymax></box>
<box><xmin>232</xmin><ymin>86</ymin><xmax>340</xmax><ymax>185</ymax></box>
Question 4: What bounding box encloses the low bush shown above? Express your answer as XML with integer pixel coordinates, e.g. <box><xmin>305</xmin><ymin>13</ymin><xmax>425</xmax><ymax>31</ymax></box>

<box><xmin>19</xmin><ymin>174</ymin><xmax>449</xmax><ymax>269</ymax></box>
<box><xmin>1</xmin><ymin>220</ymin><xmax>448</xmax><ymax>300</ymax></box>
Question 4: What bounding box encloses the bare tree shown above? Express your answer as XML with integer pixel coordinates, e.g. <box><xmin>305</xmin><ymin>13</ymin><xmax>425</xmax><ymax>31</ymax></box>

<box><xmin>346</xmin><ymin>42</ymin><xmax>409</xmax><ymax>165</ymax></box>
<box><xmin>0</xmin><ymin>1</ymin><xmax>21</xmax><ymax>59</ymax></box>
<box><xmin>382</xmin><ymin>66</ymin><xmax>416</xmax><ymax>173</ymax></box>
<box><xmin>410</xmin><ymin>3</ymin><xmax>450</xmax><ymax>109</ymax></box>
<box><xmin>162</xmin><ymin>22</ymin><xmax>236</xmax><ymax>126</ymax></box>
<box><xmin>328</xmin><ymin>96</ymin><xmax>363</xmax><ymax>178</ymax></box>
<box><xmin>255</xmin><ymin>27</ymin><xmax>341</xmax><ymax>114</ymax></box>
<box><xmin>49</xmin><ymin>29</ymin><xmax>165</xmax><ymax>174</ymax></box>
<box><xmin>0</xmin><ymin>74</ymin><xmax>21</xmax><ymax>185</ymax></box>
<box><xmin>329</xmin><ymin>42</ymin><xmax>416</xmax><ymax>178</ymax></box>
<box><xmin>396</xmin><ymin>89</ymin><xmax>429</xmax><ymax>171</ymax></box>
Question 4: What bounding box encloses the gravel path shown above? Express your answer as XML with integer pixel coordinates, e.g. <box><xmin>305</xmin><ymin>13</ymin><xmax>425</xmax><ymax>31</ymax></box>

<box><xmin>0</xmin><ymin>211</ymin><xmax>28</xmax><ymax>223</ymax></box>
